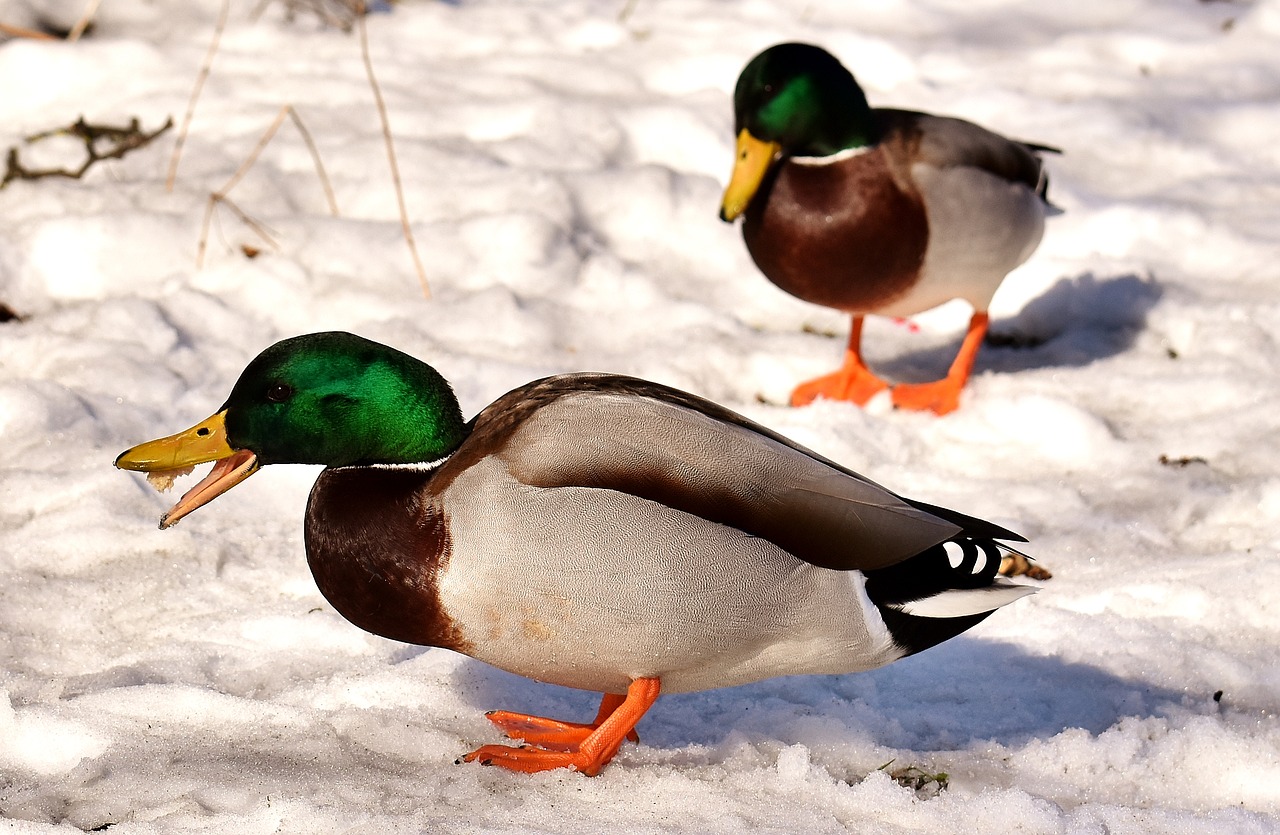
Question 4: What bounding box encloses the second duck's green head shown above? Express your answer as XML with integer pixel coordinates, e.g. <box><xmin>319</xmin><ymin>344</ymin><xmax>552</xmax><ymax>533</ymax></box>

<box><xmin>721</xmin><ymin>42</ymin><xmax>874</xmax><ymax>221</ymax></box>
<box><xmin>115</xmin><ymin>332</ymin><xmax>466</xmax><ymax>528</ymax></box>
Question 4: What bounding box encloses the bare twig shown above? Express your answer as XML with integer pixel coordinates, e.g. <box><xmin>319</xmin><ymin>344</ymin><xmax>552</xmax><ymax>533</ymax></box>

<box><xmin>356</xmin><ymin>3</ymin><xmax>430</xmax><ymax>297</ymax></box>
<box><xmin>198</xmin><ymin>193</ymin><xmax>281</xmax><ymax>268</ymax></box>
<box><xmin>195</xmin><ymin>105</ymin><xmax>338</xmax><ymax>266</ymax></box>
<box><xmin>67</xmin><ymin>0</ymin><xmax>102</xmax><ymax>42</ymax></box>
<box><xmin>253</xmin><ymin>0</ymin><xmax>366</xmax><ymax>30</ymax></box>
<box><xmin>167</xmin><ymin>0</ymin><xmax>230</xmax><ymax>191</ymax></box>
<box><xmin>0</xmin><ymin>21</ymin><xmax>58</xmax><ymax>39</ymax></box>
<box><xmin>287</xmin><ymin>108</ymin><xmax>339</xmax><ymax>215</ymax></box>
<box><xmin>2</xmin><ymin>116</ymin><xmax>174</xmax><ymax>189</ymax></box>
<box><xmin>222</xmin><ymin>106</ymin><xmax>292</xmax><ymax>196</ymax></box>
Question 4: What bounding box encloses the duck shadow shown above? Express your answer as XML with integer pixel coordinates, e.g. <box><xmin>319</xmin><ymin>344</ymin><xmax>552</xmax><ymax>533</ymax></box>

<box><xmin>873</xmin><ymin>272</ymin><xmax>1161</xmax><ymax>382</ymax></box>
<box><xmin>441</xmin><ymin>635</ymin><xmax>1195</xmax><ymax>755</ymax></box>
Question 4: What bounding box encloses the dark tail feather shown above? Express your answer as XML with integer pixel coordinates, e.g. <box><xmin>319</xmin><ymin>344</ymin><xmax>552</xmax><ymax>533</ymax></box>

<box><xmin>865</xmin><ymin>537</ymin><xmax>1036</xmax><ymax>657</ymax></box>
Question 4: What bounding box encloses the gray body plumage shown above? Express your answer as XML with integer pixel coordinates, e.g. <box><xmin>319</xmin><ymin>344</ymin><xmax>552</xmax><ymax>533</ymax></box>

<box><xmin>431</xmin><ymin>376</ymin><xmax>1032</xmax><ymax>694</ymax></box>
<box><xmin>900</xmin><ymin>111</ymin><xmax>1050</xmax><ymax>314</ymax></box>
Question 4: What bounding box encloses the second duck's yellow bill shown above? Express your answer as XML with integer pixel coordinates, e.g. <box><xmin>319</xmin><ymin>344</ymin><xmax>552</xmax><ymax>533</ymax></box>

<box><xmin>720</xmin><ymin>129</ymin><xmax>781</xmax><ymax>222</ymax></box>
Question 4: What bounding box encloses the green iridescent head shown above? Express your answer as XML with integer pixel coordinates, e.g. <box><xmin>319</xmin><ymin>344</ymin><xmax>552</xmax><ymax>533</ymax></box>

<box><xmin>733</xmin><ymin>42</ymin><xmax>874</xmax><ymax>156</ymax></box>
<box><xmin>116</xmin><ymin>331</ymin><xmax>466</xmax><ymax>528</ymax></box>
<box><xmin>221</xmin><ymin>332</ymin><xmax>465</xmax><ymax>467</ymax></box>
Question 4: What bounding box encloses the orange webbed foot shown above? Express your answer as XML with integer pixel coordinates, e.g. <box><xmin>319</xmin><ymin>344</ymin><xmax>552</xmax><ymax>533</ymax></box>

<box><xmin>461</xmin><ymin>678</ymin><xmax>660</xmax><ymax>776</ymax></box>
<box><xmin>890</xmin><ymin>378</ymin><xmax>965</xmax><ymax>415</ymax></box>
<box><xmin>890</xmin><ymin>312</ymin><xmax>990</xmax><ymax>416</ymax></box>
<box><xmin>790</xmin><ymin>365</ymin><xmax>888</xmax><ymax>407</ymax></box>
<box><xmin>462</xmin><ymin>740</ymin><xmax>626</xmax><ymax>777</ymax></box>
<box><xmin>792</xmin><ymin>315</ymin><xmax>888</xmax><ymax>408</ymax></box>
<box><xmin>484</xmin><ymin>709</ymin><xmax>639</xmax><ymax>752</ymax></box>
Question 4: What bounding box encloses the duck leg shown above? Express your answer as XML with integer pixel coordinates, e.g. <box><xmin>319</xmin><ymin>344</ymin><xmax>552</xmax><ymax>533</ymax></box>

<box><xmin>891</xmin><ymin>312</ymin><xmax>989</xmax><ymax>416</ymax></box>
<box><xmin>462</xmin><ymin>677</ymin><xmax>660</xmax><ymax>776</ymax></box>
<box><xmin>791</xmin><ymin>315</ymin><xmax>890</xmax><ymax>407</ymax></box>
<box><xmin>482</xmin><ymin>691</ymin><xmax>640</xmax><ymax>752</ymax></box>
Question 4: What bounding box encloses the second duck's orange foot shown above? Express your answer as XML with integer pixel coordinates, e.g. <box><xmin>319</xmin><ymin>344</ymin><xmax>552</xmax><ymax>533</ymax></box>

<box><xmin>890</xmin><ymin>311</ymin><xmax>989</xmax><ymax>415</ymax></box>
<box><xmin>890</xmin><ymin>377</ymin><xmax>965</xmax><ymax>415</ymax></box>
<box><xmin>791</xmin><ymin>365</ymin><xmax>889</xmax><ymax>407</ymax></box>
<box><xmin>792</xmin><ymin>315</ymin><xmax>889</xmax><ymax>407</ymax></box>
<box><xmin>462</xmin><ymin>678</ymin><xmax>661</xmax><ymax>776</ymax></box>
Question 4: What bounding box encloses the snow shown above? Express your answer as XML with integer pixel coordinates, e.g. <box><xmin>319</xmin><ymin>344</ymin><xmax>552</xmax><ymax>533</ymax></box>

<box><xmin>2</xmin><ymin>0</ymin><xmax>1279</xmax><ymax>831</ymax></box>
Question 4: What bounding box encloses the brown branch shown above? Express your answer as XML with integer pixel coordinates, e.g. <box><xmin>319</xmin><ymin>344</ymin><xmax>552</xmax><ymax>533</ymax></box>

<box><xmin>2</xmin><ymin>116</ymin><xmax>174</xmax><ymax>189</ymax></box>
<box><xmin>197</xmin><ymin>193</ymin><xmax>281</xmax><ymax>268</ymax></box>
<box><xmin>252</xmin><ymin>0</ymin><xmax>367</xmax><ymax>31</ymax></box>
<box><xmin>167</xmin><ymin>0</ymin><xmax>230</xmax><ymax>191</ymax></box>
<box><xmin>357</xmin><ymin>3</ymin><xmax>430</xmax><ymax>298</ymax></box>
<box><xmin>0</xmin><ymin>21</ymin><xmax>58</xmax><ymax>39</ymax></box>
<box><xmin>195</xmin><ymin>105</ymin><xmax>338</xmax><ymax>266</ymax></box>
<box><xmin>288</xmin><ymin>107</ymin><xmax>340</xmax><ymax>216</ymax></box>
<box><xmin>67</xmin><ymin>0</ymin><xmax>101</xmax><ymax>42</ymax></box>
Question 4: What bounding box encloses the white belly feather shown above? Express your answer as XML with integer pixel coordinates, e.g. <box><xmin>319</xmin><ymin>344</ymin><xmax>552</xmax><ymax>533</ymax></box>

<box><xmin>877</xmin><ymin>162</ymin><xmax>1047</xmax><ymax>317</ymax></box>
<box><xmin>435</xmin><ymin>457</ymin><xmax>902</xmax><ymax>694</ymax></box>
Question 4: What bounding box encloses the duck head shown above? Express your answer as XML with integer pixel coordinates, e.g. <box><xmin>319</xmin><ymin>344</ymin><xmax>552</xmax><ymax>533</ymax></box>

<box><xmin>720</xmin><ymin>42</ymin><xmax>876</xmax><ymax>221</ymax></box>
<box><xmin>116</xmin><ymin>331</ymin><xmax>466</xmax><ymax>528</ymax></box>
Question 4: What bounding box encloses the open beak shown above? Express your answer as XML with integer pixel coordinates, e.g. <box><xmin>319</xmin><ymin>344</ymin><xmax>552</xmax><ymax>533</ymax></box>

<box><xmin>719</xmin><ymin>129</ymin><xmax>782</xmax><ymax>222</ymax></box>
<box><xmin>115</xmin><ymin>410</ymin><xmax>259</xmax><ymax>529</ymax></box>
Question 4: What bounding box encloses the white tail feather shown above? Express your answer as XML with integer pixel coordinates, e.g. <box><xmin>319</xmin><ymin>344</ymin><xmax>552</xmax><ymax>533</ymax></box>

<box><xmin>891</xmin><ymin>580</ymin><xmax>1037</xmax><ymax>619</ymax></box>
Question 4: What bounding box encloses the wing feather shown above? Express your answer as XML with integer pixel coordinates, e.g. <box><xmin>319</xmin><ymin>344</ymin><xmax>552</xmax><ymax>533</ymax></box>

<box><xmin>477</xmin><ymin>374</ymin><xmax>1007</xmax><ymax>571</ymax></box>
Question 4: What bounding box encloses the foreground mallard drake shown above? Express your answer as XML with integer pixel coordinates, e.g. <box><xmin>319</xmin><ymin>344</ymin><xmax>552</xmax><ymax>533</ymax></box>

<box><xmin>721</xmin><ymin>42</ymin><xmax>1058</xmax><ymax>415</ymax></box>
<box><xmin>116</xmin><ymin>331</ymin><xmax>1036</xmax><ymax>776</ymax></box>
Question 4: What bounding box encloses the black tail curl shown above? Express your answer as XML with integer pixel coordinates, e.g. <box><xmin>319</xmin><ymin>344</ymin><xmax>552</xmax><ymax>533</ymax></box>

<box><xmin>863</xmin><ymin>537</ymin><xmax>1010</xmax><ymax>658</ymax></box>
<box><xmin>864</xmin><ymin>537</ymin><xmax>1003</xmax><ymax>609</ymax></box>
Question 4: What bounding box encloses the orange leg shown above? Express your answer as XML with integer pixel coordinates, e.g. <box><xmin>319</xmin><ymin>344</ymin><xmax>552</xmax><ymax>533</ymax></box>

<box><xmin>461</xmin><ymin>678</ymin><xmax>660</xmax><ymax>776</ymax></box>
<box><xmin>482</xmin><ymin>692</ymin><xmax>639</xmax><ymax>753</ymax></box>
<box><xmin>791</xmin><ymin>315</ymin><xmax>890</xmax><ymax>407</ymax></box>
<box><xmin>891</xmin><ymin>312</ymin><xmax>989</xmax><ymax>416</ymax></box>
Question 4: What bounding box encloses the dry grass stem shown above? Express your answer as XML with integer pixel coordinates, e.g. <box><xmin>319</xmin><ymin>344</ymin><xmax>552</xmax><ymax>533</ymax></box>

<box><xmin>288</xmin><ymin>108</ymin><xmax>340</xmax><ymax>216</ymax></box>
<box><xmin>220</xmin><ymin>106</ymin><xmax>293</xmax><ymax>196</ymax></box>
<box><xmin>196</xmin><ymin>105</ymin><xmax>338</xmax><ymax>266</ymax></box>
<box><xmin>67</xmin><ymin>0</ymin><xmax>102</xmax><ymax>42</ymax></box>
<box><xmin>357</xmin><ymin>5</ymin><xmax>430</xmax><ymax>297</ymax></box>
<box><xmin>0</xmin><ymin>21</ymin><xmax>58</xmax><ymax>39</ymax></box>
<box><xmin>167</xmin><ymin>0</ymin><xmax>230</xmax><ymax>191</ymax></box>
<box><xmin>198</xmin><ymin>194</ymin><xmax>281</xmax><ymax>268</ymax></box>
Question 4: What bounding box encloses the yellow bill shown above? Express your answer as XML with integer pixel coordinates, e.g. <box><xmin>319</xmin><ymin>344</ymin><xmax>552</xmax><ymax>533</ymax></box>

<box><xmin>115</xmin><ymin>410</ymin><xmax>260</xmax><ymax>529</ymax></box>
<box><xmin>719</xmin><ymin>129</ymin><xmax>782</xmax><ymax>222</ymax></box>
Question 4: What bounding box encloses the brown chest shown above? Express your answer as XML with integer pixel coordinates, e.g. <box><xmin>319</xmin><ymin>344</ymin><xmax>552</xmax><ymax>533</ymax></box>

<box><xmin>304</xmin><ymin>467</ymin><xmax>470</xmax><ymax>653</ymax></box>
<box><xmin>742</xmin><ymin>150</ymin><xmax>928</xmax><ymax>313</ymax></box>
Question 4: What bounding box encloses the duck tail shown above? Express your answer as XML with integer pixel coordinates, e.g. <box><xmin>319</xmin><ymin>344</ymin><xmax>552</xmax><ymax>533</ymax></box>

<box><xmin>864</xmin><ymin>537</ymin><xmax>1037</xmax><ymax>657</ymax></box>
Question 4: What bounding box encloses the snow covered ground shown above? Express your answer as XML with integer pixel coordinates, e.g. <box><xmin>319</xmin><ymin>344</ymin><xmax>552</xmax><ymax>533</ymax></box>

<box><xmin>2</xmin><ymin>0</ymin><xmax>1279</xmax><ymax>831</ymax></box>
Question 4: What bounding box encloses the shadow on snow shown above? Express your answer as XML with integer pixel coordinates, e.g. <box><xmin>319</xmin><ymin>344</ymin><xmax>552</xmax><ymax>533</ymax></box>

<box><xmin>872</xmin><ymin>272</ymin><xmax>1163</xmax><ymax>383</ymax></box>
<box><xmin>444</xmin><ymin>631</ymin><xmax>1191</xmax><ymax>758</ymax></box>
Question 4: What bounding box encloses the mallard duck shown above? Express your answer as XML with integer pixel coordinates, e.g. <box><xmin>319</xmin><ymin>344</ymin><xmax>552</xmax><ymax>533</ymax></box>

<box><xmin>720</xmin><ymin>42</ymin><xmax>1058</xmax><ymax>415</ymax></box>
<box><xmin>116</xmin><ymin>331</ymin><xmax>1036</xmax><ymax>776</ymax></box>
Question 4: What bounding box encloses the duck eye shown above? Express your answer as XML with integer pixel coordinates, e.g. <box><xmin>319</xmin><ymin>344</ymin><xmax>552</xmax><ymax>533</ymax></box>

<box><xmin>266</xmin><ymin>383</ymin><xmax>293</xmax><ymax>403</ymax></box>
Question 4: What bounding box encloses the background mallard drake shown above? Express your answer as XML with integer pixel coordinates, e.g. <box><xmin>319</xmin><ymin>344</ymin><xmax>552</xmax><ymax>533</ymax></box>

<box><xmin>721</xmin><ymin>42</ymin><xmax>1058</xmax><ymax>415</ymax></box>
